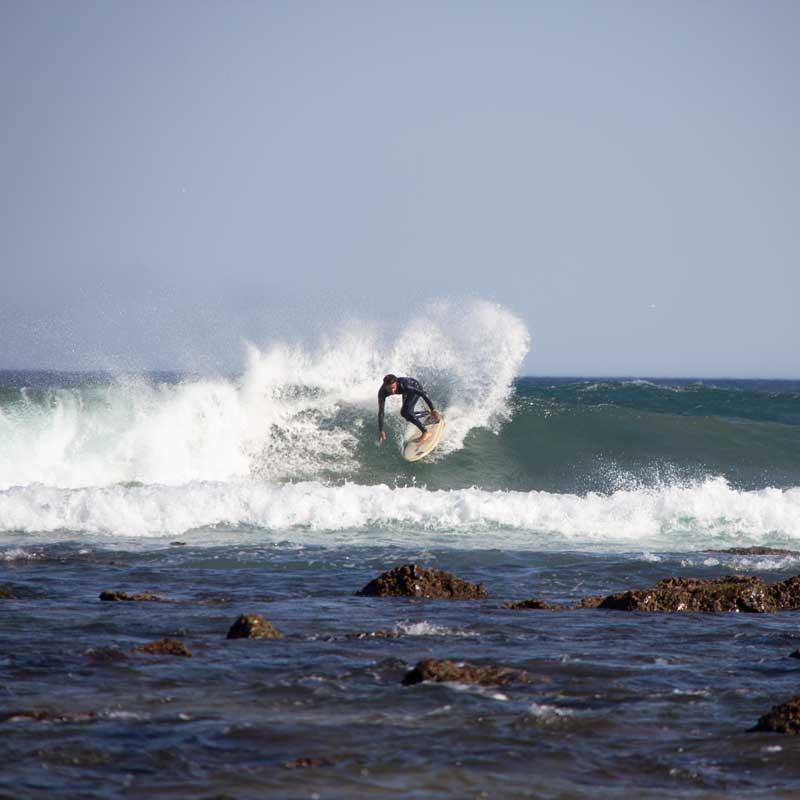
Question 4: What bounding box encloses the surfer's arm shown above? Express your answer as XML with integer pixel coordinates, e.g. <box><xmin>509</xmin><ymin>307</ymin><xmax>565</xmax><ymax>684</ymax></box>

<box><xmin>377</xmin><ymin>389</ymin><xmax>387</xmax><ymax>433</ymax></box>
<box><xmin>418</xmin><ymin>390</ymin><xmax>435</xmax><ymax>413</ymax></box>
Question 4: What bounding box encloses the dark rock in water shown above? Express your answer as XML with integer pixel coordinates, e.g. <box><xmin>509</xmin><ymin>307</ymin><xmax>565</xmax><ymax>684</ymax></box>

<box><xmin>84</xmin><ymin>646</ymin><xmax>128</xmax><ymax>663</ymax></box>
<box><xmin>764</xmin><ymin>575</ymin><xmax>800</xmax><ymax>610</ymax></box>
<box><xmin>0</xmin><ymin>588</ymin><xmax>13</xmax><ymax>599</ymax></box>
<box><xmin>502</xmin><ymin>598</ymin><xmax>566</xmax><ymax>610</ymax></box>
<box><xmin>226</xmin><ymin>613</ymin><xmax>283</xmax><ymax>639</ymax></box>
<box><xmin>2</xmin><ymin>709</ymin><xmax>97</xmax><ymax>724</ymax></box>
<box><xmin>283</xmin><ymin>756</ymin><xmax>336</xmax><ymax>769</ymax></box>
<box><xmin>592</xmin><ymin>574</ymin><xmax>800</xmax><ymax>613</ymax></box>
<box><xmin>575</xmin><ymin>594</ymin><xmax>606</xmax><ymax>609</ymax></box>
<box><xmin>402</xmin><ymin>658</ymin><xmax>533</xmax><ymax>686</ymax></box>
<box><xmin>99</xmin><ymin>590</ymin><xmax>165</xmax><ymax>602</ymax></box>
<box><xmin>357</xmin><ymin>563</ymin><xmax>488</xmax><ymax>599</ymax></box>
<box><xmin>345</xmin><ymin>629</ymin><xmax>402</xmax><ymax>639</ymax></box>
<box><xmin>750</xmin><ymin>696</ymin><xmax>800</xmax><ymax>734</ymax></box>
<box><xmin>136</xmin><ymin>638</ymin><xmax>192</xmax><ymax>656</ymax></box>
<box><xmin>704</xmin><ymin>547</ymin><xmax>800</xmax><ymax>556</ymax></box>
<box><xmin>790</xmin><ymin>649</ymin><xmax>800</xmax><ymax>659</ymax></box>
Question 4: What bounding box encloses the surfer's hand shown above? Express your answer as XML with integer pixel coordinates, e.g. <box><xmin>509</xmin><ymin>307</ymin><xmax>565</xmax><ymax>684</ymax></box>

<box><xmin>431</xmin><ymin>409</ymin><xmax>441</xmax><ymax>421</ymax></box>
<box><xmin>377</xmin><ymin>431</ymin><xmax>386</xmax><ymax>445</ymax></box>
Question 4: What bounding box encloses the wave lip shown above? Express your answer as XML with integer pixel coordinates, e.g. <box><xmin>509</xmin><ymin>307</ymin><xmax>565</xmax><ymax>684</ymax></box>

<box><xmin>1</xmin><ymin>477</ymin><xmax>799</xmax><ymax>549</ymax></box>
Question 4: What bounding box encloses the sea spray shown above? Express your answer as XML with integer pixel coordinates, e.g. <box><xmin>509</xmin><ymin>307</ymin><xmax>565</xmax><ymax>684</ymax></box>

<box><xmin>0</xmin><ymin>300</ymin><xmax>528</xmax><ymax>490</ymax></box>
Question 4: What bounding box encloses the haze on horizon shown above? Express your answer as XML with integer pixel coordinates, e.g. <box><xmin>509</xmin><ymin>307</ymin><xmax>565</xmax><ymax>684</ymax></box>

<box><xmin>1</xmin><ymin>1</ymin><xmax>798</xmax><ymax>379</ymax></box>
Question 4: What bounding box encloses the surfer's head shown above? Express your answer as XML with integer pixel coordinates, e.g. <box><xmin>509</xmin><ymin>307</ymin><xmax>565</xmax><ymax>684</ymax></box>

<box><xmin>383</xmin><ymin>374</ymin><xmax>398</xmax><ymax>394</ymax></box>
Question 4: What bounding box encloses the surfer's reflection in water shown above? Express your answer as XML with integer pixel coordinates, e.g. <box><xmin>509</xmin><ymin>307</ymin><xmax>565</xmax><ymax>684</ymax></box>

<box><xmin>377</xmin><ymin>374</ymin><xmax>441</xmax><ymax>445</ymax></box>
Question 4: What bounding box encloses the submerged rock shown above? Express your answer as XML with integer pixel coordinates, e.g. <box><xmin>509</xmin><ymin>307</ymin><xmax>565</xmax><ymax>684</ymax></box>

<box><xmin>283</xmin><ymin>756</ymin><xmax>336</xmax><ymax>769</ymax></box>
<box><xmin>592</xmin><ymin>575</ymin><xmax>800</xmax><ymax>613</ymax></box>
<box><xmin>402</xmin><ymin>658</ymin><xmax>533</xmax><ymax>686</ymax></box>
<box><xmin>2</xmin><ymin>709</ymin><xmax>98</xmax><ymax>724</ymax></box>
<box><xmin>345</xmin><ymin>629</ymin><xmax>403</xmax><ymax>640</ymax></box>
<box><xmin>357</xmin><ymin>564</ymin><xmax>488</xmax><ymax>599</ymax></box>
<box><xmin>750</xmin><ymin>696</ymin><xmax>800</xmax><ymax>735</ymax></box>
<box><xmin>84</xmin><ymin>647</ymin><xmax>128</xmax><ymax>663</ymax></box>
<box><xmin>502</xmin><ymin>598</ymin><xmax>566</xmax><ymax>610</ymax></box>
<box><xmin>136</xmin><ymin>638</ymin><xmax>192</xmax><ymax>656</ymax></box>
<box><xmin>99</xmin><ymin>590</ymin><xmax>165</xmax><ymax>602</ymax></box>
<box><xmin>226</xmin><ymin>613</ymin><xmax>283</xmax><ymax>640</ymax></box>
<box><xmin>575</xmin><ymin>595</ymin><xmax>606</xmax><ymax>609</ymax></box>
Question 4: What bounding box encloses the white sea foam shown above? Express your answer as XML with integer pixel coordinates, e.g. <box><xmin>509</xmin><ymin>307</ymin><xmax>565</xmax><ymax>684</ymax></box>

<box><xmin>0</xmin><ymin>300</ymin><xmax>528</xmax><ymax>490</ymax></box>
<box><xmin>395</xmin><ymin>621</ymin><xmax>477</xmax><ymax>637</ymax></box>
<box><xmin>1</xmin><ymin>476</ymin><xmax>798</xmax><ymax>550</ymax></box>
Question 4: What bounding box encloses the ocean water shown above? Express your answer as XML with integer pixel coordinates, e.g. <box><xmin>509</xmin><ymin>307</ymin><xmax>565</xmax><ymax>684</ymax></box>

<box><xmin>2</xmin><ymin>301</ymin><xmax>800</xmax><ymax>798</ymax></box>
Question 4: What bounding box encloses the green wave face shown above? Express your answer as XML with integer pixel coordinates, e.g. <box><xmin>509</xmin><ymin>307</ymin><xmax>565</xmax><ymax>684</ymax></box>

<box><xmin>353</xmin><ymin>378</ymin><xmax>800</xmax><ymax>494</ymax></box>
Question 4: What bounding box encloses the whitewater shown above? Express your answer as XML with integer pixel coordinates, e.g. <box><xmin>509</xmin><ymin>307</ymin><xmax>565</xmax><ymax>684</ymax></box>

<box><xmin>1</xmin><ymin>299</ymin><xmax>799</xmax><ymax>549</ymax></box>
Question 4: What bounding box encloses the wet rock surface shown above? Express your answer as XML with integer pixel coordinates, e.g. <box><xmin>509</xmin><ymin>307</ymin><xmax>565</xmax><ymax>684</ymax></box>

<box><xmin>99</xmin><ymin>590</ymin><xmax>165</xmax><ymax>602</ymax></box>
<box><xmin>357</xmin><ymin>564</ymin><xmax>488</xmax><ymax>599</ymax></box>
<box><xmin>84</xmin><ymin>647</ymin><xmax>128</xmax><ymax>663</ymax></box>
<box><xmin>135</xmin><ymin>638</ymin><xmax>192</xmax><ymax>656</ymax></box>
<box><xmin>283</xmin><ymin>757</ymin><xmax>336</xmax><ymax>769</ymax></box>
<box><xmin>226</xmin><ymin>613</ymin><xmax>283</xmax><ymax>639</ymax></box>
<box><xmin>592</xmin><ymin>575</ymin><xmax>800</xmax><ymax>613</ymax></box>
<box><xmin>2</xmin><ymin>709</ymin><xmax>98</xmax><ymax>724</ymax></box>
<box><xmin>345</xmin><ymin>629</ymin><xmax>403</xmax><ymax>639</ymax></box>
<box><xmin>501</xmin><ymin>598</ymin><xmax>566</xmax><ymax>610</ymax></box>
<box><xmin>750</xmin><ymin>696</ymin><xmax>800</xmax><ymax>735</ymax></box>
<box><xmin>402</xmin><ymin>658</ymin><xmax>534</xmax><ymax>686</ymax></box>
<box><xmin>575</xmin><ymin>595</ymin><xmax>606</xmax><ymax>609</ymax></box>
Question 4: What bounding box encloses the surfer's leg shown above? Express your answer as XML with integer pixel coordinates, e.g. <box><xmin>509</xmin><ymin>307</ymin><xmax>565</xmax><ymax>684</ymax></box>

<box><xmin>400</xmin><ymin>394</ymin><xmax>426</xmax><ymax>433</ymax></box>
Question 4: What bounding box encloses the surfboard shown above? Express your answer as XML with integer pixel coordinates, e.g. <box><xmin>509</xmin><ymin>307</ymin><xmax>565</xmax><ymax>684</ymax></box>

<box><xmin>402</xmin><ymin>412</ymin><xmax>445</xmax><ymax>462</ymax></box>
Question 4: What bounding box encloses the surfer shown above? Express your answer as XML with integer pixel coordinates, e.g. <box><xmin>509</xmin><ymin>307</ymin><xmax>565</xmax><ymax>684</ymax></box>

<box><xmin>377</xmin><ymin>374</ymin><xmax>441</xmax><ymax>445</ymax></box>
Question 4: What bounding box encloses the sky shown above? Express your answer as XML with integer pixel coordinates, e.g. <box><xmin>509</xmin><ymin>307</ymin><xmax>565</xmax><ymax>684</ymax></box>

<box><xmin>1</xmin><ymin>0</ymin><xmax>798</xmax><ymax>377</ymax></box>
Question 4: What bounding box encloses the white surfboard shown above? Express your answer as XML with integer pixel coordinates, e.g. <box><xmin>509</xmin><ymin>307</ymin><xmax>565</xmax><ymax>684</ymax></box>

<box><xmin>402</xmin><ymin>413</ymin><xmax>445</xmax><ymax>462</ymax></box>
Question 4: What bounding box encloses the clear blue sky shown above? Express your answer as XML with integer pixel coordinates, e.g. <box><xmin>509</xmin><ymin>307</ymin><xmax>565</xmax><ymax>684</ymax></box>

<box><xmin>1</xmin><ymin>1</ymin><xmax>798</xmax><ymax>376</ymax></box>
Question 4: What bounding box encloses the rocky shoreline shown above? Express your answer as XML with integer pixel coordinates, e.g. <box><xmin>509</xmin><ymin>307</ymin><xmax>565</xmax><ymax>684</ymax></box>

<box><xmin>4</xmin><ymin>552</ymin><xmax>799</xmax><ymax>736</ymax></box>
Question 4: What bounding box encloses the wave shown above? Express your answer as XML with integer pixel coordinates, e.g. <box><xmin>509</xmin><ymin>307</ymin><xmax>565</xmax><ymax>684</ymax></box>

<box><xmin>1</xmin><ymin>477</ymin><xmax>798</xmax><ymax>550</ymax></box>
<box><xmin>0</xmin><ymin>299</ymin><xmax>529</xmax><ymax>491</ymax></box>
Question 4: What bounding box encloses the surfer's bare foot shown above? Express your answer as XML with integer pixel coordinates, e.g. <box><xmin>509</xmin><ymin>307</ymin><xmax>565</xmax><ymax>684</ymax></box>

<box><xmin>417</xmin><ymin>430</ymin><xmax>432</xmax><ymax>444</ymax></box>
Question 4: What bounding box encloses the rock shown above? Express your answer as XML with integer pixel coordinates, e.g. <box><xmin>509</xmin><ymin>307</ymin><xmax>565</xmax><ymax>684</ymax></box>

<box><xmin>99</xmin><ymin>590</ymin><xmax>165</xmax><ymax>602</ymax></box>
<box><xmin>0</xmin><ymin>588</ymin><xmax>13</xmax><ymax>599</ymax></box>
<box><xmin>283</xmin><ymin>757</ymin><xmax>335</xmax><ymax>769</ymax></box>
<box><xmin>791</xmin><ymin>649</ymin><xmax>800</xmax><ymax>659</ymax></box>
<box><xmin>2</xmin><ymin>709</ymin><xmax>97</xmax><ymax>724</ymax></box>
<box><xmin>345</xmin><ymin>629</ymin><xmax>402</xmax><ymax>640</ymax></box>
<box><xmin>84</xmin><ymin>647</ymin><xmax>128</xmax><ymax>663</ymax></box>
<box><xmin>135</xmin><ymin>638</ymin><xmax>191</xmax><ymax>656</ymax></box>
<box><xmin>501</xmin><ymin>598</ymin><xmax>565</xmax><ymax>610</ymax></box>
<box><xmin>592</xmin><ymin>575</ymin><xmax>800</xmax><ymax>613</ymax></box>
<box><xmin>705</xmin><ymin>547</ymin><xmax>800</xmax><ymax>556</ymax></box>
<box><xmin>750</xmin><ymin>696</ymin><xmax>800</xmax><ymax>734</ymax></box>
<box><xmin>226</xmin><ymin>613</ymin><xmax>283</xmax><ymax>640</ymax></box>
<box><xmin>357</xmin><ymin>564</ymin><xmax>488</xmax><ymax>599</ymax></box>
<box><xmin>402</xmin><ymin>658</ymin><xmax>533</xmax><ymax>686</ymax></box>
<box><xmin>575</xmin><ymin>595</ymin><xmax>606</xmax><ymax>609</ymax></box>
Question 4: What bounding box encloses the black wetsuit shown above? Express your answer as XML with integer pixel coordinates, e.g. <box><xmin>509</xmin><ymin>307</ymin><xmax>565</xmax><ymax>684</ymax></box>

<box><xmin>378</xmin><ymin>377</ymin><xmax>435</xmax><ymax>434</ymax></box>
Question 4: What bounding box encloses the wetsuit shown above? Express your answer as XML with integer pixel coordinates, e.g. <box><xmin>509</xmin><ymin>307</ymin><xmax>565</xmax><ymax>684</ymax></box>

<box><xmin>378</xmin><ymin>377</ymin><xmax>435</xmax><ymax>434</ymax></box>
